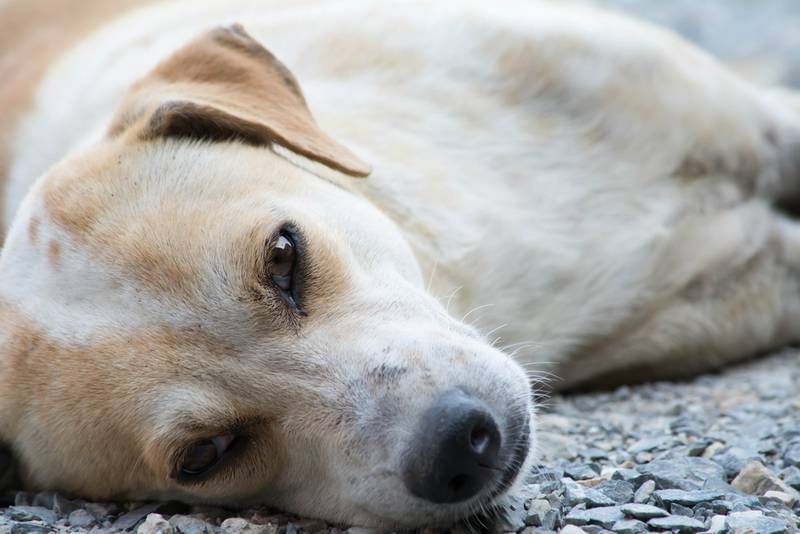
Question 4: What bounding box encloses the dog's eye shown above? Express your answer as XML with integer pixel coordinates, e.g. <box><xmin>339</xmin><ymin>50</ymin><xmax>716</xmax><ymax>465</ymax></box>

<box><xmin>270</xmin><ymin>232</ymin><xmax>296</xmax><ymax>292</ymax></box>
<box><xmin>180</xmin><ymin>434</ymin><xmax>235</xmax><ymax>477</ymax></box>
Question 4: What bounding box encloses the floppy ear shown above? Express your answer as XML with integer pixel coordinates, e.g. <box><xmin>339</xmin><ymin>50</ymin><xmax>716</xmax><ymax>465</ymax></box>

<box><xmin>109</xmin><ymin>24</ymin><xmax>371</xmax><ymax>177</ymax></box>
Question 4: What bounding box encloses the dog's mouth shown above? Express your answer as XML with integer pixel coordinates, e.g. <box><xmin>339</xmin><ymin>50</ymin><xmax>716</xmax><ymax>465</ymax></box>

<box><xmin>446</xmin><ymin>416</ymin><xmax>532</xmax><ymax>530</ymax></box>
<box><xmin>489</xmin><ymin>414</ymin><xmax>532</xmax><ymax>499</ymax></box>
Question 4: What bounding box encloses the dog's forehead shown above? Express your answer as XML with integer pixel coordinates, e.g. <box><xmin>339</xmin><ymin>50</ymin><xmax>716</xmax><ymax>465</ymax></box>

<box><xmin>1</xmin><ymin>142</ymin><xmax>294</xmax><ymax>337</ymax></box>
<box><xmin>39</xmin><ymin>140</ymin><xmax>314</xmax><ymax>287</ymax></box>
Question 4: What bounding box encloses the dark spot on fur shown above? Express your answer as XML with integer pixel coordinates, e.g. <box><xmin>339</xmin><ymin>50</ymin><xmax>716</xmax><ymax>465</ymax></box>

<box><xmin>367</xmin><ymin>364</ymin><xmax>408</xmax><ymax>385</ymax></box>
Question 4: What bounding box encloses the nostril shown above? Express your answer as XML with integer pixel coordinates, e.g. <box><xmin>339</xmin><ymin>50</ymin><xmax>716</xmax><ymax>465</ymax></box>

<box><xmin>448</xmin><ymin>473</ymin><xmax>471</xmax><ymax>496</ymax></box>
<box><xmin>470</xmin><ymin>426</ymin><xmax>491</xmax><ymax>455</ymax></box>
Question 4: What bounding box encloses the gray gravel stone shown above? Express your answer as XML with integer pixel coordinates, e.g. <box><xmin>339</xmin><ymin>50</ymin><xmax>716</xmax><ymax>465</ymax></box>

<box><xmin>27</xmin><ymin>495</ymin><xmax>52</xmax><ymax>511</ymax></box>
<box><xmin>628</xmin><ymin>436</ymin><xmax>674</xmax><ymax>454</ymax></box>
<box><xmin>633</xmin><ymin>481</ymin><xmax>656</xmax><ymax>504</ymax></box>
<box><xmin>565</xmin><ymin>481</ymin><xmax>616</xmax><ymax>508</ymax></box>
<box><xmin>686</xmin><ymin>439</ymin><xmax>713</xmax><ymax>457</ymax></box>
<box><xmin>653</xmin><ymin>490</ymin><xmax>725</xmax><ymax>507</ymax></box>
<box><xmin>669</xmin><ymin>503</ymin><xmax>694</xmax><ymax>517</ymax></box>
<box><xmin>168</xmin><ymin>514</ymin><xmax>214</xmax><ymax>534</ymax></box>
<box><xmin>565</xmin><ymin>464</ymin><xmax>600</xmax><ymax>481</ymax></box>
<box><xmin>620</xmin><ymin>504</ymin><xmax>669</xmax><ymax>520</ymax></box>
<box><xmin>725</xmin><ymin>510</ymin><xmax>788</xmax><ymax>534</ymax></box>
<box><xmin>137</xmin><ymin>513</ymin><xmax>174</xmax><ymax>534</ymax></box>
<box><xmin>638</xmin><ymin>459</ymin><xmax>726</xmax><ymax>491</ymax></box>
<box><xmin>781</xmin><ymin>466</ymin><xmax>800</xmax><ymax>490</ymax></box>
<box><xmin>3</xmin><ymin>507</ymin><xmax>55</xmax><ymax>525</ymax></box>
<box><xmin>784</xmin><ymin>444</ymin><xmax>800</xmax><ymax>467</ymax></box>
<box><xmin>7</xmin><ymin>522</ymin><xmax>51</xmax><ymax>534</ymax></box>
<box><xmin>67</xmin><ymin>508</ymin><xmax>96</xmax><ymax>528</ymax></box>
<box><xmin>541</xmin><ymin>508</ymin><xmax>562</xmax><ymax>530</ymax></box>
<box><xmin>112</xmin><ymin>503</ymin><xmax>163</xmax><ymax>531</ymax></box>
<box><xmin>609</xmin><ymin>519</ymin><xmax>647</xmax><ymax>534</ymax></box>
<box><xmin>705</xmin><ymin>514</ymin><xmax>727</xmax><ymax>534</ymax></box>
<box><xmin>712</xmin><ymin>448</ymin><xmax>763</xmax><ymax>479</ymax></box>
<box><xmin>52</xmin><ymin>494</ymin><xmax>79</xmax><ymax>517</ymax></box>
<box><xmin>612</xmin><ymin>470</ymin><xmax>647</xmax><ymax>485</ymax></box>
<box><xmin>565</xmin><ymin>507</ymin><xmax>625</xmax><ymax>529</ymax></box>
<box><xmin>732</xmin><ymin>461</ymin><xmax>800</xmax><ymax>501</ymax></box>
<box><xmin>647</xmin><ymin>515</ymin><xmax>706</xmax><ymax>532</ymax></box>
<box><xmin>595</xmin><ymin>481</ymin><xmax>634</xmax><ymax>505</ymax></box>
<box><xmin>220</xmin><ymin>518</ymin><xmax>276</xmax><ymax>534</ymax></box>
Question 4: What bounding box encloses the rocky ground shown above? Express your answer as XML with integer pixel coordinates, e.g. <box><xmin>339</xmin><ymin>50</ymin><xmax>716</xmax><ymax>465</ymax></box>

<box><xmin>2</xmin><ymin>1</ymin><xmax>800</xmax><ymax>533</ymax></box>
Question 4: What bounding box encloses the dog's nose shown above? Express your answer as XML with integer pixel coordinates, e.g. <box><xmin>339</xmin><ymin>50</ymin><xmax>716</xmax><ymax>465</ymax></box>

<box><xmin>402</xmin><ymin>389</ymin><xmax>501</xmax><ymax>503</ymax></box>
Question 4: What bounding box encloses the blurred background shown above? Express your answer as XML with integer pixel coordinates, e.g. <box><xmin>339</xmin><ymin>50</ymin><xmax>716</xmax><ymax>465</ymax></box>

<box><xmin>586</xmin><ymin>0</ymin><xmax>800</xmax><ymax>88</ymax></box>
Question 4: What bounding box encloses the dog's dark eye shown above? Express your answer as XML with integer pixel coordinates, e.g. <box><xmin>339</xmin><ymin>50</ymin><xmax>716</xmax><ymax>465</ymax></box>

<box><xmin>180</xmin><ymin>434</ymin><xmax>235</xmax><ymax>477</ymax></box>
<box><xmin>270</xmin><ymin>232</ymin><xmax>296</xmax><ymax>292</ymax></box>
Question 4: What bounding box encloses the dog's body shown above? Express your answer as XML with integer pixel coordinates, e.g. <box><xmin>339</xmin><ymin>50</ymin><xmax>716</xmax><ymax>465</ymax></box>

<box><xmin>1</xmin><ymin>0</ymin><xmax>799</xmax><ymax>528</ymax></box>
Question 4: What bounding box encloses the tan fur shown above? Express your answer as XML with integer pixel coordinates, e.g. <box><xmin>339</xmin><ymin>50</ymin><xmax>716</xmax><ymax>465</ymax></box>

<box><xmin>0</xmin><ymin>0</ymin><xmax>153</xmax><ymax>241</ymax></box>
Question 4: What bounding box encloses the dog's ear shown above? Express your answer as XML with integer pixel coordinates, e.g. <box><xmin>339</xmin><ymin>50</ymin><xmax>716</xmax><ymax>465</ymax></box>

<box><xmin>109</xmin><ymin>24</ymin><xmax>371</xmax><ymax>178</ymax></box>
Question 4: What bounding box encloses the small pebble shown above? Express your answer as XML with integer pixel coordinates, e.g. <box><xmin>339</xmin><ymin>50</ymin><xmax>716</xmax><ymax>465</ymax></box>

<box><xmin>725</xmin><ymin>510</ymin><xmax>788</xmax><ymax>534</ymax></box>
<box><xmin>220</xmin><ymin>517</ymin><xmax>276</xmax><ymax>534</ymax></box>
<box><xmin>4</xmin><ymin>506</ymin><xmax>56</xmax><ymax>525</ymax></box>
<box><xmin>595</xmin><ymin>481</ymin><xmax>634</xmax><ymax>505</ymax></box>
<box><xmin>732</xmin><ymin>461</ymin><xmax>800</xmax><ymax>501</ymax></box>
<box><xmin>781</xmin><ymin>466</ymin><xmax>800</xmax><ymax>489</ymax></box>
<box><xmin>609</xmin><ymin>519</ymin><xmax>647</xmax><ymax>534</ymax></box>
<box><xmin>647</xmin><ymin>515</ymin><xmax>705</xmax><ymax>532</ymax></box>
<box><xmin>762</xmin><ymin>490</ymin><xmax>796</xmax><ymax>506</ymax></box>
<box><xmin>52</xmin><ymin>494</ymin><xmax>79</xmax><ymax>517</ymax></box>
<box><xmin>137</xmin><ymin>513</ymin><xmax>174</xmax><ymax>534</ymax></box>
<box><xmin>632</xmin><ymin>481</ymin><xmax>655</xmax><ymax>504</ymax></box>
<box><xmin>619</xmin><ymin>504</ymin><xmax>668</xmax><ymax>520</ymax></box>
<box><xmin>67</xmin><ymin>509</ymin><xmax>96</xmax><ymax>528</ymax></box>
<box><xmin>565</xmin><ymin>506</ymin><xmax>625</xmax><ymax>529</ymax></box>
<box><xmin>168</xmin><ymin>514</ymin><xmax>214</xmax><ymax>534</ymax></box>
<box><xmin>653</xmin><ymin>489</ymin><xmax>725</xmax><ymax>506</ymax></box>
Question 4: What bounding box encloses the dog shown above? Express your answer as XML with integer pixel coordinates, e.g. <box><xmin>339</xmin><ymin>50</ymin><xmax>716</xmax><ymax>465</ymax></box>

<box><xmin>1</xmin><ymin>0</ymin><xmax>799</xmax><ymax>528</ymax></box>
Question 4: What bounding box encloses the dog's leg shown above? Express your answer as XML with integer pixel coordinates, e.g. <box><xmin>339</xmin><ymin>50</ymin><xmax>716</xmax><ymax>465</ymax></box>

<box><xmin>555</xmin><ymin>200</ymin><xmax>800</xmax><ymax>390</ymax></box>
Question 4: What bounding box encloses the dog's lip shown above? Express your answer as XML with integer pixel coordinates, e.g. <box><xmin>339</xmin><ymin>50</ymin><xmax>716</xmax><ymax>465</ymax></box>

<box><xmin>490</xmin><ymin>416</ymin><xmax>531</xmax><ymax>499</ymax></box>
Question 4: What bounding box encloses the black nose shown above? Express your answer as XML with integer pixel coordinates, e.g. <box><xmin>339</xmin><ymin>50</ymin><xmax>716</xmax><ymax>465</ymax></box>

<box><xmin>402</xmin><ymin>389</ymin><xmax>502</xmax><ymax>503</ymax></box>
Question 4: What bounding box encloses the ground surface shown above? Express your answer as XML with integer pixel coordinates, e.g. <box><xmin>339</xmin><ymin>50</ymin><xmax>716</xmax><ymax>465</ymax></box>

<box><xmin>2</xmin><ymin>1</ymin><xmax>800</xmax><ymax>533</ymax></box>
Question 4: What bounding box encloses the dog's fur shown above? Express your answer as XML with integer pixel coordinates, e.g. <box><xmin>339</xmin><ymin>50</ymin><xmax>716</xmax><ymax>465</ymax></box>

<box><xmin>1</xmin><ymin>0</ymin><xmax>799</xmax><ymax>528</ymax></box>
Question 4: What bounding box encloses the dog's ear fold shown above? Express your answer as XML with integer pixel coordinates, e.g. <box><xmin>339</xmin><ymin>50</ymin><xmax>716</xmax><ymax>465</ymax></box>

<box><xmin>109</xmin><ymin>24</ymin><xmax>371</xmax><ymax>178</ymax></box>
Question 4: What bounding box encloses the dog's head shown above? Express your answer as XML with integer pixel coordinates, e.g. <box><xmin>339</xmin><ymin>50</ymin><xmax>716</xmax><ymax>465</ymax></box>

<box><xmin>0</xmin><ymin>26</ymin><xmax>534</xmax><ymax>528</ymax></box>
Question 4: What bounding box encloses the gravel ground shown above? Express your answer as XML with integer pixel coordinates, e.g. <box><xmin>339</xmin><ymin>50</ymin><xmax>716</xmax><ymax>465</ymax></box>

<box><xmin>2</xmin><ymin>1</ymin><xmax>800</xmax><ymax>533</ymax></box>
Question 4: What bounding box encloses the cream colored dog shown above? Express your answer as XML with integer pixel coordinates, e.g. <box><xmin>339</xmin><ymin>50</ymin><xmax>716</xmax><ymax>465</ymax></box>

<box><xmin>1</xmin><ymin>0</ymin><xmax>799</xmax><ymax>529</ymax></box>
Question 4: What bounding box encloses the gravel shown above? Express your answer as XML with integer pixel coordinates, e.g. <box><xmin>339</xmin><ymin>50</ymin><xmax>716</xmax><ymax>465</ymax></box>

<box><xmin>2</xmin><ymin>2</ymin><xmax>800</xmax><ymax>533</ymax></box>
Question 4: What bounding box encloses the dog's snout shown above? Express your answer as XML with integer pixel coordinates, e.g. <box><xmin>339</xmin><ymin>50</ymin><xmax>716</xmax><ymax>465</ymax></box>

<box><xmin>402</xmin><ymin>389</ymin><xmax>501</xmax><ymax>503</ymax></box>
